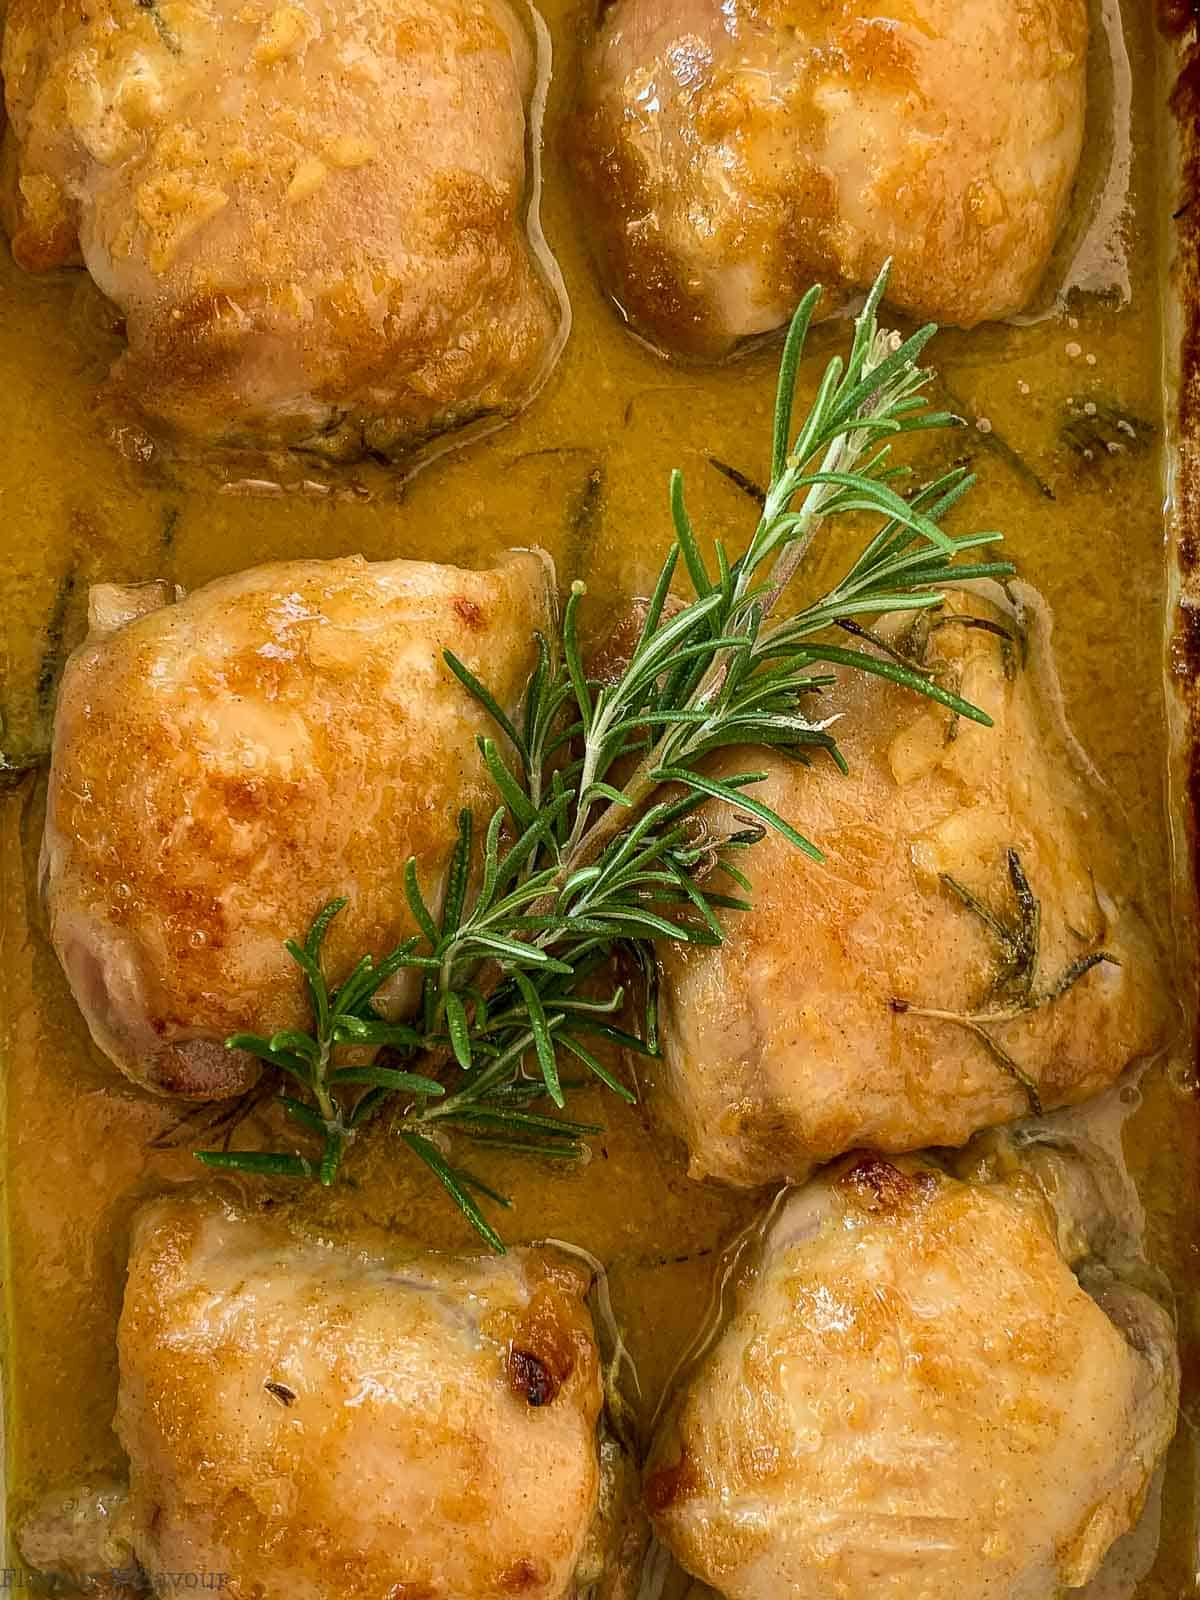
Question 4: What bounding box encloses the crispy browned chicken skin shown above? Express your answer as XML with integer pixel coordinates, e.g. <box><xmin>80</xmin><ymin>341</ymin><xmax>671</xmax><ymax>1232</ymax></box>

<box><xmin>41</xmin><ymin>552</ymin><xmax>553</xmax><ymax>1100</ymax></box>
<box><xmin>571</xmin><ymin>0</ymin><xmax>1088</xmax><ymax>357</ymax></box>
<box><xmin>651</xmin><ymin>593</ymin><xmax>1165</xmax><ymax>1186</ymax></box>
<box><xmin>108</xmin><ymin>1195</ymin><xmax>603</xmax><ymax>1600</ymax></box>
<box><xmin>1</xmin><ymin>0</ymin><xmax>567</xmax><ymax>462</ymax></box>
<box><xmin>647</xmin><ymin>1152</ymin><xmax>1178</xmax><ymax>1600</ymax></box>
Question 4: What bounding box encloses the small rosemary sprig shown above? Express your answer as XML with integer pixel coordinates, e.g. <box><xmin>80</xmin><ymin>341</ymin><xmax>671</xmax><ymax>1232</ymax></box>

<box><xmin>196</xmin><ymin>265</ymin><xmax>1015</xmax><ymax>1249</ymax></box>
<box><xmin>891</xmin><ymin>848</ymin><xmax>1118</xmax><ymax>1115</ymax></box>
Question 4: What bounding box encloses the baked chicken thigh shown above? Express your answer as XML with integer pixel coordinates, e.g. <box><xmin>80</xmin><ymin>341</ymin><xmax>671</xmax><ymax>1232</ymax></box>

<box><xmin>646</xmin><ymin>1152</ymin><xmax>1179</xmax><ymax>1600</ymax></box>
<box><xmin>571</xmin><ymin>0</ymin><xmax>1088</xmax><ymax>357</ymax></box>
<box><xmin>42</xmin><ymin>551</ymin><xmax>553</xmax><ymax>1099</ymax></box>
<box><xmin>652</xmin><ymin>594</ymin><xmax>1163</xmax><ymax>1187</ymax></box>
<box><xmin>1</xmin><ymin>0</ymin><xmax>566</xmax><ymax>462</ymax></box>
<box><xmin>25</xmin><ymin>1193</ymin><xmax>603</xmax><ymax>1599</ymax></box>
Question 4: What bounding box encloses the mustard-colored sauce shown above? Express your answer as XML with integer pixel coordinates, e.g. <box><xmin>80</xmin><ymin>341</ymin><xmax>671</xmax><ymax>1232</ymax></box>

<box><xmin>1</xmin><ymin>1</ymin><xmax>1197</xmax><ymax>1593</ymax></box>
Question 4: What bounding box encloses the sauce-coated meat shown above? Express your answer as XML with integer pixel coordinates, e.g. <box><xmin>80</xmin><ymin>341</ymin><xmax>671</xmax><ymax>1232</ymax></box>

<box><xmin>651</xmin><ymin>593</ymin><xmax>1164</xmax><ymax>1186</ymax></box>
<box><xmin>41</xmin><ymin>551</ymin><xmax>553</xmax><ymax>1098</ymax></box>
<box><xmin>647</xmin><ymin>1153</ymin><xmax>1178</xmax><ymax>1599</ymax></box>
<box><xmin>571</xmin><ymin>0</ymin><xmax>1088</xmax><ymax>356</ymax></box>
<box><xmin>1</xmin><ymin>0</ymin><xmax>567</xmax><ymax>462</ymax></box>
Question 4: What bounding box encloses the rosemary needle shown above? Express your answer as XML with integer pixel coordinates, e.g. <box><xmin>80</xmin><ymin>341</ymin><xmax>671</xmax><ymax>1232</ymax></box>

<box><xmin>197</xmin><ymin>263</ymin><xmax>1014</xmax><ymax>1249</ymax></box>
<box><xmin>891</xmin><ymin>848</ymin><xmax>1119</xmax><ymax>1117</ymax></box>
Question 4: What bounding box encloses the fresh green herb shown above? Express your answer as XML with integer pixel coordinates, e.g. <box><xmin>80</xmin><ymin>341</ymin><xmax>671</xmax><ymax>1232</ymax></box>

<box><xmin>197</xmin><ymin>264</ymin><xmax>1014</xmax><ymax>1249</ymax></box>
<box><xmin>891</xmin><ymin>847</ymin><xmax>1117</xmax><ymax>1115</ymax></box>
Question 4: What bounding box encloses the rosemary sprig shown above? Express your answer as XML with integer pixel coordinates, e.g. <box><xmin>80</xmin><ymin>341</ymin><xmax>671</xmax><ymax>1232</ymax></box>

<box><xmin>196</xmin><ymin>265</ymin><xmax>1014</xmax><ymax>1249</ymax></box>
<box><xmin>891</xmin><ymin>848</ymin><xmax>1118</xmax><ymax>1115</ymax></box>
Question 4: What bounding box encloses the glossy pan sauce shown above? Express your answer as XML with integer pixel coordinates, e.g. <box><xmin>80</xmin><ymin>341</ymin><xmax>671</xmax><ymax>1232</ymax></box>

<box><xmin>0</xmin><ymin>0</ymin><xmax>1196</xmax><ymax>1593</ymax></box>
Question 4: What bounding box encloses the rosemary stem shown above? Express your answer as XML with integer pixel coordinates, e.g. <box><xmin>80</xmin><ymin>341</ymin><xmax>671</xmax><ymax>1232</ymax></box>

<box><xmin>312</xmin><ymin>1043</ymin><xmax>337</xmax><ymax>1126</ymax></box>
<box><xmin>555</xmin><ymin>752</ymin><xmax>663</xmax><ymax>885</ymax></box>
<box><xmin>562</xmin><ymin>487</ymin><xmax>847</xmax><ymax>869</ymax></box>
<box><xmin>899</xmin><ymin>1001</ymin><xmax>1028</xmax><ymax>1027</ymax></box>
<box><xmin>756</xmin><ymin>448</ymin><xmax>848</xmax><ymax>616</ymax></box>
<box><xmin>198</xmin><ymin>262</ymin><xmax>1015</xmax><ymax>1250</ymax></box>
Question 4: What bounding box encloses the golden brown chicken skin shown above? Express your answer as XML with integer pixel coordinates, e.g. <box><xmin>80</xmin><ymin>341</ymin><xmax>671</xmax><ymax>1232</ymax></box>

<box><xmin>646</xmin><ymin>1153</ymin><xmax>1179</xmax><ymax>1600</ymax></box>
<box><xmin>651</xmin><ymin>592</ymin><xmax>1165</xmax><ymax>1187</ymax></box>
<box><xmin>1</xmin><ymin>0</ymin><xmax>567</xmax><ymax>463</ymax></box>
<box><xmin>41</xmin><ymin>552</ymin><xmax>553</xmax><ymax>1099</ymax></box>
<box><xmin>570</xmin><ymin>0</ymin><xmax>1088</xmax><ymax>357</ymax></box>
<box><xmin>111</xmin><ymin>1194</ymin><xmax>603</xmax><ymax>1600</ymax></box>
